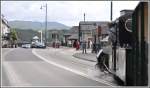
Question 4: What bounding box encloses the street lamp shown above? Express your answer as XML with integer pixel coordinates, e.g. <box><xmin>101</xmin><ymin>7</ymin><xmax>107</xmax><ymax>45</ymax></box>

<box><xmin>41</xmin><ymin>3</ymin><xmax>47</xmax><ymax>46</ymax></box>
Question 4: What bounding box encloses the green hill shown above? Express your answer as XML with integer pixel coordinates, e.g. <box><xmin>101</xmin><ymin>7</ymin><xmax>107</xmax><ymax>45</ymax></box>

<box><xmin>9</xmin><ymin>21</ymin><xmax>70</xmax><ymax>30</ymax></box>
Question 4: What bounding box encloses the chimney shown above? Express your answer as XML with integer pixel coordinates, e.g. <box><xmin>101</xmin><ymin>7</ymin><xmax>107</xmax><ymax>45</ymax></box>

<box><xmin>120</xmin><ymin>10</ymin><xmax>133</xmax><ymax>16</ymax></box>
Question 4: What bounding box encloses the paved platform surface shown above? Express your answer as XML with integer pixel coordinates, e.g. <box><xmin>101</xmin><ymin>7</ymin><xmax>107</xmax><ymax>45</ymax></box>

<box><xmin>73</xmin><ymin>53</ymin><xmax>97</xmax><ymax>62</ymax></box>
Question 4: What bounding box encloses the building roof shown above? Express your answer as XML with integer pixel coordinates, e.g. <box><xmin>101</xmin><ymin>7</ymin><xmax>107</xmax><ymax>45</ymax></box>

<box><xmin>2</xmin><ymin>19</ymin><xmax>10</xmax><ymax>28</ymax></box>
<box><xmin>1</xmin><ymin>16</ymin><xmax>10</xmax><ymax>28</ymax></box>
<box><xmin>68</xmin><ymin>34</ymin><xmax>78</xmax><ymax>40</ymax></box>
<box><xmin>63</xmin><ymin>33</ymin><xmax>72</xmax><ymax>36</ymax></box>
<box><xmin>70</xmin><ymin>26</ymin><xmax>79</xmax><ymax>33</ymax></box>
<box><xmin>120</xmin><ymin>9</ymin><xmax>134</xmax><ymax>16</ymax></box>
<box><xmin>79</xmin><ymin>21</ymin><xmax>109</xmax><ymax>25</ymax></box>
<box><xmin>120</xmin><ymin>9</ymin><xmax>134</xmax><ymax>12</ymax></box>
<box><xmin>51</xmin><ymin>30</ymin><xmax>59</xmax><ymax>34</ymax></box>
<box><xmin>63</xmin><ymin>26</ymin><xmax>79</xmax><ymax>37</ymax></box>
<box><xmin>71</xmin><ymin>26</ymin><xmax>79</xmax><ymax>29</ymax></box>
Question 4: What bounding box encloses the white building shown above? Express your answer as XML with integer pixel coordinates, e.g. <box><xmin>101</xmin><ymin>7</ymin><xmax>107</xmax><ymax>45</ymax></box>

<box><xmin>32</xmin><ymin>36</ymin><xmax>40</xmax><ymax>44</ymax></box>
<box><xmin>1</xmin><ymin>15</ymin><xmax>11</xmax><ymax>47</ymax></box>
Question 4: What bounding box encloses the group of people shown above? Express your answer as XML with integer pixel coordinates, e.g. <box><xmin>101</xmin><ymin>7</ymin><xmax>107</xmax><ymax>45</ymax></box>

<box><xmin>73</xmin><ymin>40</ymin><xmax>93</xmax><ymax>54</ymax></box>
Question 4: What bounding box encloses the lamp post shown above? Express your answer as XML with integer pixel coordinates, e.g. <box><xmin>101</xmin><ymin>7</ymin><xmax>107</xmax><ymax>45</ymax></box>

<box><xmin>41</xmin><ymin>3</ymin><xmax>47</xmax><ymax>46</ymax></box>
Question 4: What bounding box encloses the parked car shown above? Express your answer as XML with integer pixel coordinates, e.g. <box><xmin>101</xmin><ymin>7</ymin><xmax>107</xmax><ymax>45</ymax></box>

<box><xmin>36</xmin><ymin>42</ymin><xmax>46</xmax><ymax>48</ymax></box>
<box><xmin>22</xmin><ymin>44</ymin><xmax>31</xmax><ymax>48</ymax></box>
<box><xmin>31</xmin><ymin>43</ymin><xmax>37</xmax><ymax>48</ymax></box>
<box><xmin>31</xmin><ymin>42</ymin><xmax>46</xmax><ymax>48</ymax></box>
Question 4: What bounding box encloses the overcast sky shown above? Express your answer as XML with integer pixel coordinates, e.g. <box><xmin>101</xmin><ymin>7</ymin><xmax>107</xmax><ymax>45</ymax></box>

<box><xmin>1</xmin><ymin>1</ymin><xmax>139</xmax><ymax>27</ymax></box>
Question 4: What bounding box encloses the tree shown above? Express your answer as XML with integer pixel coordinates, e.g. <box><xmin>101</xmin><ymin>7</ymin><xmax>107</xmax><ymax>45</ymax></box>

<box><xmin>10</xmin><ymin>28</ymin><xmax>18</xmax><ymax>47</ymax></box>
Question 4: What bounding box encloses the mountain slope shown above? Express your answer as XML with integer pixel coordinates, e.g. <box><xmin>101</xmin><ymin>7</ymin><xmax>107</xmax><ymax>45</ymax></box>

<box><xmin>8</xmin><ymin>21</ymin><xmax>70</xmax><ymax>30</ymax></box>
<box><xmin>15</xmin><ymin>29</ymin><xmax>70</xmax><ymax>43</ymax></box>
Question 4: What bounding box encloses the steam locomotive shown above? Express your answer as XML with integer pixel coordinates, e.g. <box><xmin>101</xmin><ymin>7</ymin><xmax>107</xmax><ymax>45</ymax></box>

<box><xmin>96</xmin><ymin>2</ymin><xmax>148</xmax><ymax>86</ymax></box>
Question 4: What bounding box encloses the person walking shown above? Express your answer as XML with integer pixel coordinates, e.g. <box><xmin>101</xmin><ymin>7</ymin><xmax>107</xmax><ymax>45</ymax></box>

<box><xmin>82</xmin><ymin>40</ymin><xmax>87</xmax><ymax>54</ymax></box>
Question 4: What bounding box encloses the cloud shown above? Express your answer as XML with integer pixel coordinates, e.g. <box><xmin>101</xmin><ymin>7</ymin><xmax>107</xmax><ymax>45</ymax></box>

<box><xmin>1</xmin><ymin>1</ymin><xmax>139</xmax><ymax>26</ymax></box>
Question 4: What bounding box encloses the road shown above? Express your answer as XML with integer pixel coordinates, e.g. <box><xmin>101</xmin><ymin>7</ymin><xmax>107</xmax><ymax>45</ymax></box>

<box><xmin>1</xmin><ymin>47</ymin><xmax>112</xmax><ymax>87</ymax></box>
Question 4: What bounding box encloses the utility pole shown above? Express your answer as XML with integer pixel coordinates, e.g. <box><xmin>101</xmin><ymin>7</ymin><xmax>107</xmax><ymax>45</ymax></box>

<box><xmin>41</xmin><ymin>3</ymin><xmax>48</xmax><ymax>47</ymax></box>
<box><xmin>84</xmin><ymin>13</ymin><xmax>85</xmax><ymax>22</ymax></box>
<box><xmin>110</xmin><ymin>0</ymin><xmax>116</xmax><ymax>71</ymax></box>
<box><xmin>45</xmin><ymin>3</ymin><xmax>47</xmax><ymax>46</ymax></box>
<box><xmin>148</xmin><ymin>2</ymin><xmax>150</xmax><ymax>86</ymax></box>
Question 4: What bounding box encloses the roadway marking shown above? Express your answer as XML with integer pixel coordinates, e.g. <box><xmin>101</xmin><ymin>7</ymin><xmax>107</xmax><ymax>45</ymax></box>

<box><xmin>1</xmin><ymin>48</ymin><xmax>15</xmax><ymax>86</ymax></box>
<box><xmin>2</xmin><ymin>48</ymin><xmax>15</xmax><ymax>58</ymax></box>
<box><xmin>2</xmin><ymin>48</ymin><xmax>31</xmax><ymax>86</ymax></box>
<box><xmin>2</xmin><ymin>62</ymin><xmax>31</xmax><ymax>86</ymax></box>
<box><xmin>32</xmin><ymin>49</ymin><xmax>114</xmax><ymax>86</ymax></box>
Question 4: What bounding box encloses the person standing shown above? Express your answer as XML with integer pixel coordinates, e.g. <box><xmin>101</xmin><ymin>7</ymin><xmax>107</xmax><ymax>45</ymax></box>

<box><xmin>76</xmin><ymin>40</ymin><xmax>80</xmax><ymax>50</ymax></box>
<box><xmin>90</xmin><ymin>40</ymin><xmax>92</xmax><ymax>49</ymax></box>
<box><xmin>82</xmin><ymin>40</ymin><xmax>87</xmax><ymax>54</ymax></box>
